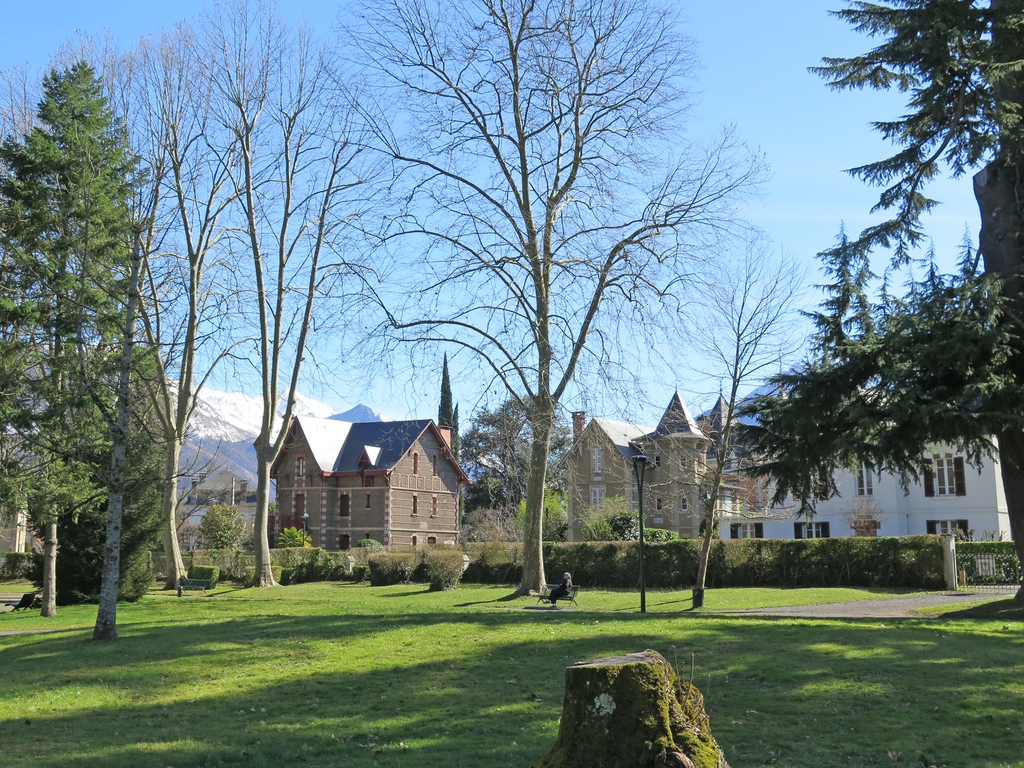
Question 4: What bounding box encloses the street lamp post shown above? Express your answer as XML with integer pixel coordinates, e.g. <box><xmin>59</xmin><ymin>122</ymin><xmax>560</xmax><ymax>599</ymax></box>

<box><xmin>630</xmin><ymin>454</ymin><xmax>650</xmax><ymax>614</ymax></box>
<box><xmin>302</xmin><ymin>511</ymin><xmax>310</xmax><ymax>544</ymax></box>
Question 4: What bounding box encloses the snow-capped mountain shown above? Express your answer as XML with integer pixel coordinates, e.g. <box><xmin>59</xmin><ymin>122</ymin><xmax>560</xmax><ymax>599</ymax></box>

<box><xmin>183</xmin><ymin>388</ymin><xmax>385</xmax><ymax>481</ymax></box>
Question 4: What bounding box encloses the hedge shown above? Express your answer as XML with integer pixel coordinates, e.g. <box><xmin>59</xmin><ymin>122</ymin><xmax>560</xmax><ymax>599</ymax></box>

<box><xmin>956</xmin><ymin>541</ymin><xmax>1021</xmax><ymax>584</ymax></box>
<box><xmin>188</xmin><ymin>565</ymin><xmax>220</xmax><ymax>585</ymax></box>
<box><xmin>458</xmin><ymin>536</ymin><xmax>947</xmax><ymax>590</ymax></box>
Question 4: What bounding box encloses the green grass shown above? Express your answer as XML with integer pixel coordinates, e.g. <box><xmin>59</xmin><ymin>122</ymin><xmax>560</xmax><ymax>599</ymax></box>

<box><xmin>1</xmin><ymin>583</ymin><xmax>1022</xmax><ymax>767</ymax></box>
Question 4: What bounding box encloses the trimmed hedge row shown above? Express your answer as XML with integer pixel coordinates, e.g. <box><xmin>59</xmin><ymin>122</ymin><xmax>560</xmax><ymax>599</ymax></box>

<box><xmin>459</xmin><ymin>536</ymin><xmax>947</xmax><ymax>590</ymax></box>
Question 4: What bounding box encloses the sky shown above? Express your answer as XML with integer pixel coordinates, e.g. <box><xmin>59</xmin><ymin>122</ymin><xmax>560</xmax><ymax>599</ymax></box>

<box><xmin>0</xmin><ymin>1</ymin><xmax>982</xmax><ymax>424</ymax></box>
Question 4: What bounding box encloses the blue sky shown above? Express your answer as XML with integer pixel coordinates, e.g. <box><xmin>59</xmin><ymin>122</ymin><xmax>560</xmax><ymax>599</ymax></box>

<box><xmin>2</xmin><ymin>1</ymin><xmax>981</xmax><ymax>423</ymax></box>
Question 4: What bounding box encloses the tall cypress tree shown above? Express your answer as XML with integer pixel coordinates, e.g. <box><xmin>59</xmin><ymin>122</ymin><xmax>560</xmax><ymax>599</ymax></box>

<box><xmin>438</xmin><ymin>353</ymin><xmax>453</xmax><ymax>428</ymax></box>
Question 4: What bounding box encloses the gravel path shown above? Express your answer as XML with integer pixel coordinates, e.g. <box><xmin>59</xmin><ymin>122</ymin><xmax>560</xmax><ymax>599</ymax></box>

<box><xmin>720</xmin><ymin>588</ymin><xmax>1018</xmax><ymax>618</ymax></box>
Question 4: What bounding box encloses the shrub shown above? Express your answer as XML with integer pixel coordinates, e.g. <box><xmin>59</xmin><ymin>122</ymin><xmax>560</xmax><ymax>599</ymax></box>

<box><xmin>351</xmin><ymin>564</ymin><xmax>370</xmax><ymax>582</ymax></box>
<box><xmin>645</xmin><ymin>528</ymin><xmax>679</xmax><ymax>543</ymax></box>
<box><xmin>357</xmin><ymin>539</ymin><xmax>385</xmax><ymax>552</ymax></box>
<box><xmin>188</xmin><ymin>565</ymin><xmax>220</xmax><ymax>586</ymax></box>
<box><xmin>425</xmin><ymin>550</ymin><xmax>465</xmax><ymax>591</ymax></box>
<box><xmin>367</xmin><ymin>553</ymin><xmax>416</xmax><ymax>586</ymax></box>
<box><xmin>0</xmin><ymin>552</ymin><xmax>35</xmax><ymax>581</ymax></box>
<box><xmin>280</xmin><ymin>567</ymin><xmax>296</xmax><ymax>586</ymax></box>
<box><xmin>277</xmin><ymin>527</ymin><xmax>311</xmax><ymax>548</ymax></box>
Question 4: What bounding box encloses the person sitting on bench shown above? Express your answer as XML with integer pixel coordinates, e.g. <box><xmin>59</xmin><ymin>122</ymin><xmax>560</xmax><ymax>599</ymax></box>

<box><xmin>549</xmin><ymin>572</ymin><xmax>572</xmax><ymax>607</ymax></box>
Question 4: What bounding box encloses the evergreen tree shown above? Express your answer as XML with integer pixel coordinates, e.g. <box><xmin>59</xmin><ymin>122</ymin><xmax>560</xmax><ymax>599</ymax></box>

<box><xmin>747</xmin><ymin>1</ymin><xmax>1024</xmax><ymax>600</ymax></box>
<box><xmin>0</xmin><ymin>62</ymin><xmax>147</xmax><ymax>615</ymax></box>
<box><xmin>438</xmin><ymin>354</ymin><xmax>453</xmax><ymax>428</ymax></box>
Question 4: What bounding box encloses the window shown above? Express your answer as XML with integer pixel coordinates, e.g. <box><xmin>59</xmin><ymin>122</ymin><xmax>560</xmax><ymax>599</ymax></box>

<box><xmin>431</xmin><ymin>455</ymin><xmax>437</xmax><ymax>476</ymax></box>
<box><xmin>413</xmin><ymin>452</ymin><xmax>419</xmax><ymax>474</ymax></box>
<box><xmin>590</xmin><ymin>486</ymin><xmax>606</xmax><ymax>508</ymax></box>
<box><xmin>729</xmin><ymin>522</ymin><xmax>763</xmax><ymax>539</ymax></box>
<box><xmin>592</xmin><ymin>447</ymin><xmax>604</xmax><ymax>474</ymax></box>
<box><xmin>427</xmin><ymin>536</ymin><xmax>437</xmax><ymax>545</ymax></box>
<box><xmin>431</xmin><ymin>495</ymin><xmax>438</xmax><ymax>516</ymax></box>
<box><xmin>794</xmin><ymin>521</ymin><xmax>830</xmax><ymax>539</ymax></box>
<box><xmin>294</xmin><ymin>456</ymin><xmax>306</xmax><ymax>487</ymax></box>
<box><xmin>362</xmin><ymin>474</ymin><xmax>375</xmax><ymax>487</ymax></box>
<box><xmin>340</xmin><ymin>494</ymin><xmax>350</xmax><ymax>517</ymax></box>
<box><xmin>412</xmin><ymin>495</ymin><xmax>418</xmax><ymax>516</ymax></box>
<box><xmin>655</xmin><ymin>498</ymin><xmax>662</xmax><ymax>511</ymax></box>
<box><xmin>654</xmin><ymin>455</ymin><xmax>661</xmax><ymax>468</ymax></box>
<box><xmin>923</xmin><ymin>454</ymin><xmax>966</xmax><ymax>497</ymax></box>
<box><xmin>365</xmin><ymin>494</ymin><xmax>371</xmax><ymax>509</ymax></box>
<box><xmin>411</xmin><ymin>535</ymin><xmax>418</xmax><ymax>547</ymax></box>
<box><xmin>339</xmin><ymin>534</ymin><xmax>350</xmax><ymax>550</ymax></box>
<box><xmin>856</xmin><ymin>464</ymin><xmax>873</xmax><ymax>496</ymax></box>
<box><xmin>680</xmin><ymin>497</ymin><xmax>688</xmax><ymax>512</ymax></box>
<box><xmin>926</xmin><ymin>519</ymin><xmax>969</xmax><ymax>535</ymax></box>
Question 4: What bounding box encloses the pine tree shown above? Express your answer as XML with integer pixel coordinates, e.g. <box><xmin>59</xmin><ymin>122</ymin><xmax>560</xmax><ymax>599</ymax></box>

<box><xmin>0</xmin><ymin>62</ymin><xmax>146</xmax><ymax>617</ymax></box>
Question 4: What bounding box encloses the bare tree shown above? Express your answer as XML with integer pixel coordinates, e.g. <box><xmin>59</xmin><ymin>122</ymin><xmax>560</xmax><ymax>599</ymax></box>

<box><xmin>127</xmin><ymin>24</ymin><xmax>246</xmax><ymax>589</ymax></box>
<box><xmin>203</xmin><ymin>2</ymin><xmax>370</xmax><ymax>586</ymax></box>
<box><xmin>349</xmin><ymin>0</ymin><xmax>761</xmax><ymax>593</ymax></box>
<box><xmin>686</xmin><ymin>237</ymin><xmax>803</xmax><ymax>596</ymax></box>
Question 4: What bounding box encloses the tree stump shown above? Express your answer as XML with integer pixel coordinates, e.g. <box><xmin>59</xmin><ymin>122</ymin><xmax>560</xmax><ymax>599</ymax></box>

<box><xmin>537</xmin><ymin>650</ymin><xmax>729</xmax><ymax>768</ymax></box>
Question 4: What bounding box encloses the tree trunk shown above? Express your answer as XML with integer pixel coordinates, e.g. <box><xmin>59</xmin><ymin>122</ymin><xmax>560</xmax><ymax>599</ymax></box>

<box><xmin>94</xmin><ymin>233</ymin><xmax>144</xmax><ymax>641</ymax></box>
<box><xmin>519</xmin><ymin>399</ymin><xmax>554</xmax><ymax>595</ymax></box>
<box><xmin>975</xmin><ymin>158</ymin><xmax>1024</xmax><ymax>602</ymax></box>
<box><xmin>695</xmin><ymin>504</ymin><xmax>716</xmax><ymax>592</ymax></box>
<box><xmin>40</xmin><ymin>521</ymin><xmax>57</xmax><ymax>617</ymax></box>
<box><xmin>537</xmin><ymin>650</ymin><xmax>729</xmax><ymax>768</ymax></box>
<box><xmin>251</xmin><ymin>442</ymin><xmax>277</xmax><ymax>587</ymax></box>
<box><xmin>160</xmin><ymin>435</ymin><xmax>187</xmax><ymax>589</ymax></box>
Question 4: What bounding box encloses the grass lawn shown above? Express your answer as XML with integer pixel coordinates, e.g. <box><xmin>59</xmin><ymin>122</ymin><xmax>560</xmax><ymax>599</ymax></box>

<box><xmin>1</xmin><ymin>583</ymin><xmax>1022</xmax><ymax>768</ymax></box>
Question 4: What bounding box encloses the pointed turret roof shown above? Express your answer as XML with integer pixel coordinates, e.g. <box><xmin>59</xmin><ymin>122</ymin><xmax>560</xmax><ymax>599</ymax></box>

<box><xmin>651</xmin><ymin>392</ymin><xmax>705</xmax><ymax>439</ymax></box>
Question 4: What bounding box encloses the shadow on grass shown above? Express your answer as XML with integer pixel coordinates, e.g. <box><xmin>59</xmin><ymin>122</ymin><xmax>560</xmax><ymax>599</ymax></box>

<box><xmin>937</xmin><ymin>597</ymin><xmax>1024</xmax><ymax>620</ymax></box>
<box><xmin>2</xmin><ymin>599</ymin><xmax>1023</xmax><ymax>767</ymax></box>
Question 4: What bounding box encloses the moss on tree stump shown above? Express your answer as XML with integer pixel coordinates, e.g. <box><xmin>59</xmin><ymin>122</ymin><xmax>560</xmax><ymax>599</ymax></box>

<box><xmin>537</xmin><ymin>649</ymin><xmax>729</xmax><ymax>768</ymax></box>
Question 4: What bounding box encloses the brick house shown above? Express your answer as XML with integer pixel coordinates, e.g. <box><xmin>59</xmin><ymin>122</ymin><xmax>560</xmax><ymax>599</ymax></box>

<box><xmin>271</xmin><ymin>416</ymin><xmax>470</xmax><ymax>549</ymax></box>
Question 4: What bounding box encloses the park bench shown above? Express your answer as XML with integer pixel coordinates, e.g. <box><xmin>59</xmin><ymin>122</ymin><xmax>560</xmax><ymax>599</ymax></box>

<box><xmin>176</xmin><ymin>578</ymin><xmax>212</xmax><ymax>597</ymax></box>
<box><xmin>3</xmin><ymin>593</ymin><xmax>39</xmax><ymax>612</ymax></box>
<box><xmin>536</xmin><ymin>584</ymin><xmax>579</xmax><ymax>607</ymax></box>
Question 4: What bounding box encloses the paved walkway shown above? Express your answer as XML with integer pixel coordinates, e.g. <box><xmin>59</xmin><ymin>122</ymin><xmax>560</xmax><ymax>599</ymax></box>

<box><xmin>721</xmin><ymin>589</ymin><xmax>1018</xmax><ymax>618</ymax></box>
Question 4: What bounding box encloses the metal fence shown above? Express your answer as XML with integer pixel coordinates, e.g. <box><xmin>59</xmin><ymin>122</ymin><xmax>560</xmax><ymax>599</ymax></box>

<box><xmin>956</xmin><ymin>550</ymin><xmax>1022</xmax><ymax>592</ymax></box>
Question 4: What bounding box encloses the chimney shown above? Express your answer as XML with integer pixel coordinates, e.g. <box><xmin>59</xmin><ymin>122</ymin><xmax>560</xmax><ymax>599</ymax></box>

<box><xmin>572</xmin><ymin>411</ymin><xmax>586</xmax><ymax>444</ymax></box>
<box><xmin>438</xmin><ymin>426</ymin><xmax>452</xmax><ymax>448</ymax></box>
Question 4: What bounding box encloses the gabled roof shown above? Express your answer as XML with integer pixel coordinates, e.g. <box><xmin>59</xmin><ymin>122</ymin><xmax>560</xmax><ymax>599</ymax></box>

<box><xmin>651</xmin><ymin>392</ymin><xmax>705</xmax><ymax>439</ymax></box>
<box><xmin>280</xmin><ymin>415</ymin><xmax>469</xmax><ymax>483</ymax></box>
<box><xmin>333</xmin><ymin>420</ymin><xmax>433</xmax><ymax>472</ymax></box>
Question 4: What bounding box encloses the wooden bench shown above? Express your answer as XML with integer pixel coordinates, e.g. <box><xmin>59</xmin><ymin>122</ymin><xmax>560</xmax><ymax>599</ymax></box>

<box><xmin>536</xmin><ymin>584</ymin><xmax>579</xmax><ymax>607</ymax></box>
<box><xmin>176</xmin><ymin>579</ymin><xmax>212</xmax><ymax>597</ymax></box>
<box><xmin>3</xmin><ymin>593</ymin><xmax>39</xmax><ymax>612</ymax></box>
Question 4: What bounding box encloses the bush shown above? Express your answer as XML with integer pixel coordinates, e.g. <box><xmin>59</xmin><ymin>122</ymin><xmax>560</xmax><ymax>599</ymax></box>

<box><xmin>425</xmin><ymin>550</ymin><xmax>465</xmax><ymax>591</ymax></box>
<box><xmin>277</xmin><ymin>527</ymin><xmax>311</xmax><ymax>548</ymax></box>
<box><xmin>188</xmin><ymin>565</ymin><xmax>220</xmax><ymax>586</ymax></box>
<box><xmin>0</xmin><ymin>552</ymin><xmax>35</xmax><ymax>581</ymax></box>
<box><xmin>350</xmin><ymin>564</ymin><xmax>370</xmax><ymax>582</ymax></box>
<box><xmin>367</xmin><ymin>553</ymin><xmax>416</xmax><ymax>586</ymax></box>
<box><xmin>357</xmin><ymin>539</ymin><xmax>385</xmax><ymax>552</ymax></box>
<box><xmin>645</xmin><ymin>528</ymin><xmax>679</xmax><ymax>543</ymax></box>
<box><xmin>280</xmin><ymin>567</ymin><xmax>296</xmax><ymax>586</ymax></box>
